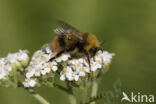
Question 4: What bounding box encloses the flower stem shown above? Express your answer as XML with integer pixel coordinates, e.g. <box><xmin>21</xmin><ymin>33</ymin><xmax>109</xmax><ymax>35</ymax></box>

<box><xmin>53</xmin><ymin>83</ymin><xmax>69</xmax><ymax>94</ymax></box>
<box><xmin>27</xmin><ymin>89</ymin><xmax>50</xmax><ymax>104</ymax></box>
<box><xmin>90</xmin><ymin>80</ymin><xmax>98</xmax><ymax>104</ymax></box>
<box><xmin>66</xmin><ymin>82</ymin><xmax>77</xmax><ymax>104</ymax></box>
<box><xmin>68</xmin><ymin>94</ymin><xmax>76</xmax><ymax>104</ymax></box>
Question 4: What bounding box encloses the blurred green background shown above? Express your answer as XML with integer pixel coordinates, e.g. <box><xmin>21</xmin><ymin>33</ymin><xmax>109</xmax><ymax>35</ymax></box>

<box><xmin>0</xmin><ymin>0</ymin><xmax>156</xmax><ymax>104</ymax></box>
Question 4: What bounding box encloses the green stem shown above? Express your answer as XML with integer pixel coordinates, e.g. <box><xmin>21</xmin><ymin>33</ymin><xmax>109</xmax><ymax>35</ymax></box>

<box><xmin>53</xmin><ymin>83</ymin><xmax>69</xmax><ymax>94</ymax></box>
<box><xmin>81</xmin><ymin>84</ymin><xmax>89</xmax><ymax>104</ymax></box>
<box><xmin>83</xmin><ymin>87</ymin><xmax>88</xmax><ymax>103</ymax></box>
<box><xmin>27</xmin><ymin>89</ymin><xmax>50</xmax><ymax>104</ymax></box>
<box><xmin>68</xmin><ymin>94</ymin><xmax>77</xmax><ymax>104</ymax></box>
<box><xmin>66</xmin><ymin>82</ymin><xmax>77</xmax><ymax>104</ymax></box>
<box><xmin>90</xmin><ymin>80</ymin><xmax>98</xmax><ymax>104</ymax></box>
<box><xmin>54</xmin><ymin>83</ymin><xmax>77</xmax><ymax>104</ymax></box>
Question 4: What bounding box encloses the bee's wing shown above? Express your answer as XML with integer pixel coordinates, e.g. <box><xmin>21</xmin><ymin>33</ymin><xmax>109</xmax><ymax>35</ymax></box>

<box><xmin>53</xmin><ymin>27</ymin><xmax>66</xmax><ymax>36</ymax></box>
<box><xmin>54</xmin><ymin>21</ymin><xmax>83</xmax><ymax>41</ymax></box>
<box><xmin>57</xmin><ymin>20</ymin><xmax>80</xmax><ymax>33</ymax></box>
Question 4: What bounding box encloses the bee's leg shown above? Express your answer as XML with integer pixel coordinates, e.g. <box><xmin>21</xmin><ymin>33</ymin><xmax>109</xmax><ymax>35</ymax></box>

<box><xmin>93</xmin><ymin>56</ymin><xmax>96</xmax><ymax>62</ymax></box>
<box><xmin>66</xmin><ymin>46</ymin><xmax>75</xmax><ymax>52</ymax></box>
<box><xmin>48</xmin><ymin>50</ymin><xmax>65</xmax><ymax>62</ymax></box>
<box><xmin>48</xmin><ymin>46</ymin><xmax>75</xmax><ymax>62</ymax></box>
<box><xmin>83</xmin><ymin>50</ymin><xmax>91</xmax><ymax>70</ymax></box>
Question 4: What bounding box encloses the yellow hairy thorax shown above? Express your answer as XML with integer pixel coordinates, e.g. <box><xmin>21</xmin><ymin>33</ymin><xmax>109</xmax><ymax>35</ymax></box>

<box><xmin>84</xmin><ymin>33</ymin><xmax>99</xmax><ymax>52</ymax></box>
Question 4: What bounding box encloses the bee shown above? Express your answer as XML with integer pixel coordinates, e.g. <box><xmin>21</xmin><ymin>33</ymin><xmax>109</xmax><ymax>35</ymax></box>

<box><xmin>46</xmin><ymin>21</ymin><xmax>101</xmax><ymax>69</ymax></box>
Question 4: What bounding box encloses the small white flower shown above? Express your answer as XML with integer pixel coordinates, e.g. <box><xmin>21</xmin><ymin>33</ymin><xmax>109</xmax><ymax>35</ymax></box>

<box><xmin>44</xmin><ymin>67</ymin><xmax>51</xmax><ymax>73</ymax></box>
<box><xmin>66</xmin><ymin>73</ymin><xmax>74</xmax><ymax>81</ymax></box>
<box><xmin>0</xmin><ymin>71</ymin><xmax>6</xmax><ymax>79</ymax></box>
<box><xmin>26</xmin><ymin>72</ymin><xmax>34</xmax><ymax>78</ymax></box>
<box><xmin>45</xmin><ymin>47</ymin><xmax>52</xmax><ymax>54</ymax></box>
<box><xmin>7</xmin><ymin>65</ymin><xmax>12</xmax><ymax>72</ymax></box>
<box><xmin>41</xmin><ymin>70</ymin><xmax>47</xmax><ymax>75</ymax></box>
<box><xmin>52</xmin><ymin>66</ymin><xmax>58</xmax><ymax>72</ymax></box>
<box><xmin>60</xmin><ymin>66</ymin><xmax>73</xmax><ymax>81</ymax></box>
<box><xmin>56</xmin><ymin>54</ymin><xmax>70</xmax><ymax>62</ymax></box>
<box><xmin>34</xmin><ymin>71</ymin><xmax>41</xmax><ymax>77</ymax></box>
<box><xmin>17</xmin><ymin>50</ymin><xmax>29</xmax><ymax>61</ymax></box>
<box><xmin>101</xmin><ymin>51</ymin><xmax>115</xmax><ymax>64</ymax></box>
<box><xmin>84</xmin><ymin>67</ymin><xmax>90</xmax><ymax>73</ymax></box>
<box><xmin>23</xmin><ymin>79</ymin><xmax>36</xmax><ymax>88</ymax></box>
<box><xmin>78</xmin><ymin>58</ymin><xmax>84</xmax><ymax>63</ymax></box>
<box><xmin>34</xmin><ymin>68</ymin><xmax>42</xmax><ymax>76</ymax></box>
<box><xmin>60</xmin><ymin>74</ymin><xmax>66</xmax><ymax>81</ymax></box>
<box><xmin>29</xmin><ymin>79</ymin><xmax>36</xmax><ymax>87</ymax></box>
<box><xmin>79</xmin><ymin>71</ymin><xmax>85</xmax><ymax>76</ymax></box>
<box><xmin>72</xmin><ymin>73</ymin><xmax>79</xmax><ymax>81</ymax></box>
<box><xmin>52</xmin><ymin>61</ymin><xmax>57</xmax><ymax>65</ymax></box>
<box><xmin>56</xmin><ymin>57</ymin><xmax>62</xmax><ymax>62</ymax></box>
<box><xmin>62</xmin><ymin>54</ymin><xmax>70</xmax><ymax>61</ymax></box>
<box><xmin>22</xmin><ymin>81</ymin><xmax>29</xmax><ymax>88</ymax></box>
<box><xmin>7</xmin><ymin>53</ymin><xmax>17</xmax><ymax>64</ymax></box>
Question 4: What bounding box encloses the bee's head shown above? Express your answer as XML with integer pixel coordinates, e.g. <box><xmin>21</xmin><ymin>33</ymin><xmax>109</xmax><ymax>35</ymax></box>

<box><xmin>89</xmin><ymin>47</ymin><xmax>99</xmax><ymax>57</ymax></box>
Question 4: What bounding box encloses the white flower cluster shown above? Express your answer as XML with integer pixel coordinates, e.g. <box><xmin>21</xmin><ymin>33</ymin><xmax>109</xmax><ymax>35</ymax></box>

<box><xmin>23</xmin><ymin>47</ymin><xmax>115</xmax><ymax>88</ymax></box>
<box><xmin>23</xmin><ymin>47</ymin><xmax>70</xmax><ymax>87</ymax></box>
<box><xmin>0</xmin><ymin>50</ymin><xmax>29</xmax><ymax>80</ymax></box>
<box><xmin>60</xmin><ymin>50</ymin><xmax>115</xmax><ymax>81</ymax></box>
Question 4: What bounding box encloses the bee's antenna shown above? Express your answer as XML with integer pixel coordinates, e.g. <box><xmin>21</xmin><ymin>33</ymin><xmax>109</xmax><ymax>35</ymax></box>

<box><xmin>100</xmin><ymin>41</ymin><xmax>105</xmax><ymax>47</ymax></box>
<box><xmin>99</xmin><ymin>41</ymin><xmax>106</xmax><ymax>50</ymax></box>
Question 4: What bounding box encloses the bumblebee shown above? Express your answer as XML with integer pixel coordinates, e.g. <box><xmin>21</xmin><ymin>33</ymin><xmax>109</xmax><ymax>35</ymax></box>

<box><xmin>47</xmin><ymin>21</ymin><xmax>100</xmax><ymax>68</ymax></box>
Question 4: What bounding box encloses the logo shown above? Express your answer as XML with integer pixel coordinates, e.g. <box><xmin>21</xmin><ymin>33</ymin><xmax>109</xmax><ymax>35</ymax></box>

<box><xmin>121</xmin><ymin>92</ymin><xmax>154</xmax><ymax>103</ymax></box>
